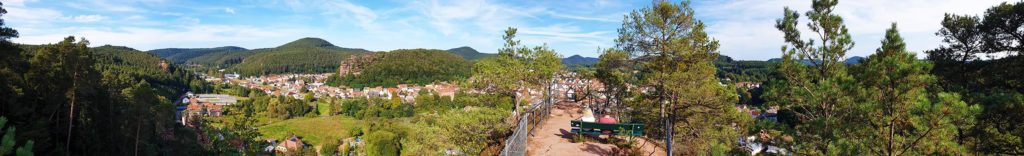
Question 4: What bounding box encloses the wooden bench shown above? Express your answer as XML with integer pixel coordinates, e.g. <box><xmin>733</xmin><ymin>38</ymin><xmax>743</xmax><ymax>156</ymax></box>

<box><xmin>570</xmin><ymin>120</ymin><xmax>644</xmax><ymax>136</ymax></box>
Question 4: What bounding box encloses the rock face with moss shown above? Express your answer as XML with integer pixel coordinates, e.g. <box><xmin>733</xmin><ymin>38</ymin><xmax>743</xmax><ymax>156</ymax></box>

<box><xmin>338</xmin><ymin>53</ymin><xmax>380</xmax><ymax>76</ymax></box>
<box><xmin>332</xmin><ymin>49</ymin><xmax>473</xmax><ymax>88</ymax></box>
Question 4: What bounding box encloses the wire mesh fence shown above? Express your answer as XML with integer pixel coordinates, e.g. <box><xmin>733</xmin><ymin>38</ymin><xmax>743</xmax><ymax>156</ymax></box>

<box><xmin>500</xmin><ymin>87</ymin><xmax>557</xmax><ymax>156</ymax></box>
<box><xmin>500</xmin><ymin>113</ymin><xmax>530</xmax><ymax>156</ymax></box>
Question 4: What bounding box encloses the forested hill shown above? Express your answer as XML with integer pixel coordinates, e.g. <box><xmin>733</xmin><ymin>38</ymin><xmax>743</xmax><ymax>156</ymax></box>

<box><xmin>148</xmin><ymin>46</ymin><xmax>248</xmax><ymax>64</ymax></box>
<box><xmin>228</xmin><ymin>38</ymin><xmax>370</xmax><ymax>75</ymax></box>
<box><xmin>148</xmin><ymin>39</ymin><xmax>487</xmax><ymax>76</ymax></box>
<box><xmin>766</xmin><ymin>56</ymin><xmax>865</xmax><ymax>65</ymax></box>
<box><xmin>90</xmin><ymin>45</ymin><xmax>212</xmax><ymax>97</ymax></box>
<box><xmin>14</xmin><ymin>44</ymin><xmax>210</xmax><ymax>98</ymax></box>
<box><xmin>146</xmin><ymin>37</ymin><xmax>371</xmax><ymax>75</ymax></box>
<box><xmin>715</xmin><ymin>55</ymin><xmax>774</xmax><ymax>82</ymax></box>
<box><xmin>7</xmin><ymin>39</ymin><xmax>209</xmax><ymax>155</ymax></box>
<box><xmin>327</xmin><ymin>49</ymin><xmax>472</xmax><ymax>88</ymax></box>
<box><xmin>446</xmin><ymin>46</ymin><xmax>495</xmax><ymax>60</ymax></box>
<box><xmin>562</xmin><ymin>55</ymin><xmax>598</xmax><ymax>66</ymax></box>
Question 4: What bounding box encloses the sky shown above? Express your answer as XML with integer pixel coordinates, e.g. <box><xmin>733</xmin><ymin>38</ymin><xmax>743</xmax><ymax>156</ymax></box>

<box><xmin>3</xmin><ymin>0</ymin><xmax>1016</xmax><ymax>60</ymax></box>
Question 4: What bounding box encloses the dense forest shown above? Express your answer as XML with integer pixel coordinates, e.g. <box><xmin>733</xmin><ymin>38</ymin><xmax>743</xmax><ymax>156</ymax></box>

<box><xmin>714</xmin><ymin>55</ymin><xmax>774</xmax><ymax>82</ymax></box>
<box><xmin>148</xmin><ymin>38</ymin><xmax>500</xmax><ymax>77</ymax></box>
<box><xmin>148</xmin><ymin>46</ymin><xmax>248</xmax><ymax>64</ymax></box>
<box><xmin>924</xmin><ymin>1</ymin><xmax>1024</xmax><ymax>154</ymax></box>
<box><xmin>0</xmin><ymin>26</ymin><xmax>210</xmax><ymax>156</ymax></box>
<box><xmin>144</xmin><ymin>38</ymin><xmax>371</xmax><ymax>76</ymax></box>
<box><xmin>227</xmin><ymin>38</ymin><xmax>371</xmax><ymax>75</ymax></box>
<box><xmin>326</xmin><ymin>49</ymin><xmax>473</xmax><ymax>88</ymax></box>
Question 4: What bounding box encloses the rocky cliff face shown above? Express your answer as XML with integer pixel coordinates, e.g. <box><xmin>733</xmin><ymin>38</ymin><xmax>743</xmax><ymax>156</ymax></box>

<box><xmin>338</xmin><ymin>53</ymin><xmax>380</xmax><ymax>75</ymax></box>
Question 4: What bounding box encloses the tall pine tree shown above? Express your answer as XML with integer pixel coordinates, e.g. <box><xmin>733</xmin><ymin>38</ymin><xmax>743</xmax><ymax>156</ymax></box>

<box><xmin>765</xmin><ymin>0</ymin><xmax>858</xmax><ymax>154</ymax></box>
<box><xmin>851</xmin><ymin>23</ymin><xmax>979</xmax><ymax>155</ymax></box>
<box><xmin>615</xmin><ymin>1</ymin><xmax>746</xmax><ymax>154</ymax></box>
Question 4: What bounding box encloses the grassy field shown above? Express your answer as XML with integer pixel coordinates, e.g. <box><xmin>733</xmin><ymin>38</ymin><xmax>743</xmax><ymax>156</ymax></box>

<box><xmin>259</xmin><ymin>116</ymin><xmax>363</xmax><ymax>145</ymax></box>
<box><xmin>317</xmin><ymin>101</ymin><xmax>332</xmax><ymax>116</ymax></box>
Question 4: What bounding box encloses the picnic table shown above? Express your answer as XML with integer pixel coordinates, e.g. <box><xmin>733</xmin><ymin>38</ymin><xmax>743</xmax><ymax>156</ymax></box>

<box><xmin>569</xmin><ymin>120</ymin><xmax>644</xmax><ymax>136</ymax></box>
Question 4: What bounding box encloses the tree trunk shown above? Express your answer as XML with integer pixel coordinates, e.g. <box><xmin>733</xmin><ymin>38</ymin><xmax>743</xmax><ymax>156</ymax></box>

<box><xmin>666</xmin><ymin>113</ymin><xmax>673</xmax><ymax>156</ymax></box>
<box><xmin>135</xmin><ymin>120</ymin><xmax>141</xmax><ymax>156</ymax></box>
<box><xmin>513</xmin><ymin>92</ymin><xmax>520</xmax><ymax>116</ymax></box>
<box><xmin>66</xmin><ymin>71</ymin><xmax>78</xmax><ymax>150</ymax></box>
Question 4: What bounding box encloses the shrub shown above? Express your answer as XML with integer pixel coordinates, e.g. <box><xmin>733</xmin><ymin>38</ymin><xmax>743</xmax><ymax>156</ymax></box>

<box><xmin>320</xmin><ymin>140</ymin><xmax>339</xmax><ymax>156</ymax></box>
<box><xmin>365</xmin><ymin>131</ymin><xmax>400</xmax><ymax>156</ymax></box>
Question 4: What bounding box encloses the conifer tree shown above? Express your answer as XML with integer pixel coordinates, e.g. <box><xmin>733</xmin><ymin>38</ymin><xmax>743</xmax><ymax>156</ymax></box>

<box><xmin>852</xmin><ymin>23</ymin><xmax>979</xmax><ymax>155</ymax></box>
<box><xmin>615</xmin><ymin>1</ymin><xmax>746</xmax><ymax>154</ymax></box>
<box><xmin>765</xmin><ymin>0</ymin><xmax>858</xmax><ymax>154</ymax></box>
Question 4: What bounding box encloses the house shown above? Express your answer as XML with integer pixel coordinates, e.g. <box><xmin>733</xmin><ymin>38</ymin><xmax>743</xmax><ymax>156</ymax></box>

<box><xmin>735</xmin><ymin>82</ymin><xmax>762</xmax><ymax>89</ymax></box>
<box><xmin>194</xmin><ymin>94</ymin><xmax>238</xmax><ymax>105</ymax></box>
<box><xmin>183</xmin><ymin>95</ymin><xmax>233</xmax><ymax>117</ymax></box>
<box><xmin>264</xmin><ymin>139</ymin><xmax>278</xmax><ymax>153</ymax></box>
<box><xmin>275</xmin><ymin>135</ymin><xmax>305</xmax><ymax>153</ymax></box>
<box><xmin>204</xmin><ymin>103</ymin><xmax>223</xmax><ymax>116</ymax></box>
<box><xmin>432</xmin><ymin>84</ymin><xmax>459</xmax><ymax>100</ymax></box>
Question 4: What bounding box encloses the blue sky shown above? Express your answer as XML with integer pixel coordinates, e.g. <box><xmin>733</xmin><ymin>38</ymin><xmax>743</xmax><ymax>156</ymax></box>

<box><xmin>4</xmin><ymin>0</ymin><xmax>1015</xmax><ymax>60</ymax></box>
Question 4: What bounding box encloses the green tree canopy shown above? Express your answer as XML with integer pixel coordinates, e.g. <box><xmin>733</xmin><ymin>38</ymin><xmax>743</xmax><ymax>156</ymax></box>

<box><xmin>765</xmin><ymin>0</ymin><xmax>859</xmax><ymax>154</ymax></box>
<box><xmin>613</xmin><ymin>1</ymin><xmax>747</xmax><ymax>154</ymax></box>
<box><xmin>850</xmin><ymin>23</ymin><xmax>980</xmax><ymax>155</ymax></box>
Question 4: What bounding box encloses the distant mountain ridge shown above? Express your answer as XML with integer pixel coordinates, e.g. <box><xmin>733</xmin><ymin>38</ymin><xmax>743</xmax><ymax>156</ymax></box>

<box><xmin>146</xmin><ymin>38</ymin><xmax>500</xmax><ymax>76</ymax></box>
<box><xmin>149</xmin><ymin>46</ymin><xmax>248</xmax><ymax>64</ymax></box>
<box><xmin>562</xmin><ymin>55</ymin><xmax>599</xmax><ymax>66</ymax></box>
<box><xmin>767</xmin><ymin>56</ymin><xmax>865</xmax><ymax>65</ymax></box>
<box><xmin>145</xmin><ymin>37</ymin><xmax>371</xmax><ymax>75</ymax></box>
<box><xmin>278</xmin><ymin>37</ymin><xmax>336</xmax><ymax>48</ymax></box>
<box><xmin>446</xmin><ymin>46</ymin><xmax>495</xmax><ymax>60</ymax></box>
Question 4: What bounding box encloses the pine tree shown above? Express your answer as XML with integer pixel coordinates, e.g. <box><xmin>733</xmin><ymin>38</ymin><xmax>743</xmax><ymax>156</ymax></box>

<box><xmin>852</xmin><ymin>23</ymin><xmax>980</xmax><ymax>155</ymax></box>
<box><xmin>471</xmin><ymin>27</ymin><xmax>562</xmax><ymax>116</ymax></box>
<box><xmin>765</xmin><ymin>0</ymin><xmax>858</xmax><ymax>154</ymax></box>
<box><xmin>615</xmin><ymin>1</ymin><xmax>746</xmax><ymax>154</ymax></box>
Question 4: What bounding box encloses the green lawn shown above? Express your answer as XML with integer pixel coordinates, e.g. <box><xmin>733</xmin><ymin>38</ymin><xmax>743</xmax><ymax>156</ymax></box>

<box><xmin>317</xmin><ymin>101</ymin><xmax>332</xmax><ymax>116</ymax></box>
<box><xmin>259</xmin><ymin>116</ymin><xmax>363</xmax><ymax>145</ymax></box>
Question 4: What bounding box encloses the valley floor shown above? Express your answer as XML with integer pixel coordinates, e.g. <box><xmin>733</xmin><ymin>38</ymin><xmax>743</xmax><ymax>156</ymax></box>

<box><xmin>258</xmin><ymin>116</ymin><xmax>364</xmax><ymax>145</ymax></box>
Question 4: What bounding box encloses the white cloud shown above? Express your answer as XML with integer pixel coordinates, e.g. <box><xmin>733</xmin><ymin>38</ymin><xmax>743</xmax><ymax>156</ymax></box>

<box><xmin>4</xmin><ymin>0</ymin><xmax>34</xmax><ymax>7</ymax></box>
<box><xmin>695</xmin><ymin>0</ymin><xmax>1014</xmax><ymax>60</ymax></box>
<box><xmin>124</xmin><ymin>15</ymin><xmax>146</xmax><ymax>21</ymax></box>
<box><xmin>70</xmin><ymin>15</ymin><xmax>107</xmax><ymax>22</ymax></box>
<box><xmin>65</xmin><ymin>1</ymin><xmax>143</xmax><ymax>13</ymax></box>
<box><xmin>545</xmin><ymin>11</ymin><xmax>618</xmax><ymax>23</ymax></box>
<box><xmin>412</xmin><ymin>0</ymin><xmax>545</xmax><ymax>36</ymax></box>
<box><xmin>5</xmin><ymin>7</ymin><xmax>64</xmax><ymax>25</ymax></box>
<box><xmin>326</xmin><ymin>0</ymin><xmax>378</xmax><ymax>30</ymax></box>
<box><xmin>14</xmin><ymin>24</ymin><xmax>312</xmax><ymax>50</ymax></box>
<box><xmin>224</xmin><ymin>8</ymin><xmax>236</xmax><ymax>14</ymax></box>
<box><xmin>518</xmin><ymin>24</ymin><xmax>612</xmax><ymax>50</ymax></box>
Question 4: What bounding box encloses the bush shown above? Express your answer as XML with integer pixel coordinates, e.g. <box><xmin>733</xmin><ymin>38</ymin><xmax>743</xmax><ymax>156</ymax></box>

<box><xmin>400</xmin><ymin>107</ymin><xmax>510</xmax><ymax>155</ymax></box>
<box><xmin>349</xmin><ymin>126</ymin><xmax>363</xmax><ymax>137</ymax></box>
<box><xmin>365</xmin><ymin>131</ymin><xmax>401</xmax><ymax>156</ymax></box>
<box><xmin>321</xmin><ymin>140</ymin><xmax>340</xmax><ymax>156</ymax></box>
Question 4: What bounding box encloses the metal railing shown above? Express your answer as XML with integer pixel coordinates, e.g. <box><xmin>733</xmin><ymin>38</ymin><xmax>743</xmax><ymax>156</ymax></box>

<box><xmin>500</xmin><ymin>113</ymin><xmax>530</xmax><ymax>156</ymax></box>
<box><xmin>500</xmin><ymin>84</ymin><xmax>557</xmax><ymax>156</ymax></box>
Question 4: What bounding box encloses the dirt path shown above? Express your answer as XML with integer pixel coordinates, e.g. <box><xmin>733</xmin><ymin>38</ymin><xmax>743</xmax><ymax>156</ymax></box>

<box><xmin>526</xmin><ymin>100</ymin><xmax>666</xmax><ymax>156</ymax></box>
